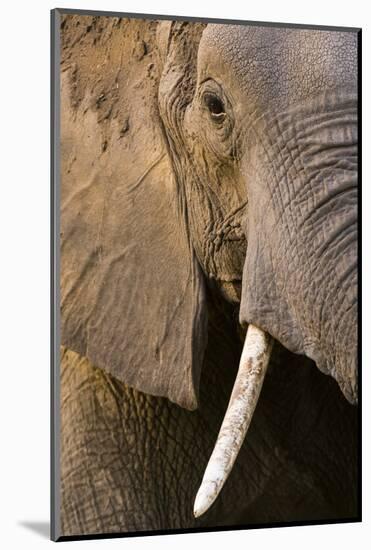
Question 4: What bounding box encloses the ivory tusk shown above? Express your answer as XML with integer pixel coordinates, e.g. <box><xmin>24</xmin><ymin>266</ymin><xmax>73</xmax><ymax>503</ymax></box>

<box><xmin>193</xmin><ymin>324</ymin><xmax>273</xmax><ymax>518</ymax></box>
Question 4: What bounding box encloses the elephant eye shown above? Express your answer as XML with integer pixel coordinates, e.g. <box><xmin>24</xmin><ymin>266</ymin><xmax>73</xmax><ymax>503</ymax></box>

<box><xmin>203</xmin><ymin>92</ymin><xmax>226</xmax><ymax>120</ymax></box>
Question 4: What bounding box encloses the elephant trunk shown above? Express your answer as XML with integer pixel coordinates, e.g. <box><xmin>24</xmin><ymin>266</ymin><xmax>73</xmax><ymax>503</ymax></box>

<box><xmin>194</xmin><ymin>324</ymin><xmax>273</xmax><ymax>518</ymax></box>
<box><xmin>239</xmin><ymin>90</ymin><xmax>358</xmax><ymax>404</ymax></box>
<box><xmin>302</xmin><ymin>236</ymin><xmax>357</xmax><ymax>403</ymax></box>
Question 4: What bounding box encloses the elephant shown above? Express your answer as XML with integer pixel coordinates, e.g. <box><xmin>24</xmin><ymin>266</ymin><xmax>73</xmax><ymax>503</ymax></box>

<box><xmin>57</xmin><ymin>13</ymin><xmax>359</xmax><ymax>537</ymax></box>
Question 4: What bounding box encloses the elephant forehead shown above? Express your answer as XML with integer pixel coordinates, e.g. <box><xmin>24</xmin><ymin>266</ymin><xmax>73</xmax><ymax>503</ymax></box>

<box><xmin>199</xmin><ymin>24</ymin><xmax>357</xmax><ymax>110</ymax></box>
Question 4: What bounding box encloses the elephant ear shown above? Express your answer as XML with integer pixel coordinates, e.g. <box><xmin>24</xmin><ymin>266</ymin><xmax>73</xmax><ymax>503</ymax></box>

<box><xmin>59</xmin><ymin>15</ymin><xmax>207</xmax><ymax>410</ymax></box>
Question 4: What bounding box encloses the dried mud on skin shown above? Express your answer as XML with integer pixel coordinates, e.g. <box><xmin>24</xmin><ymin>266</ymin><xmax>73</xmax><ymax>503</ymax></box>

<box><xmin>61</xmin><ymin>14</ymin><xmax>160</xmax><ymax>154</ymax></box>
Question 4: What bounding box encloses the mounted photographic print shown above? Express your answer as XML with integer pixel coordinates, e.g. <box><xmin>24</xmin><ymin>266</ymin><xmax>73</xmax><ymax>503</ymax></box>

<box><xmin>51</xmin><ymin>8</ymin><xmax>361</xmax><ymax>541</ymax></box>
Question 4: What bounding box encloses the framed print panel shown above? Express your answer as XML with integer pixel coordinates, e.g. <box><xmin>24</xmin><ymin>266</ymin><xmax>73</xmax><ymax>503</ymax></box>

<box><xmin>51</xmin><ymin>8</ymin><xmax>361</xmax><ymax>541</ymax></box>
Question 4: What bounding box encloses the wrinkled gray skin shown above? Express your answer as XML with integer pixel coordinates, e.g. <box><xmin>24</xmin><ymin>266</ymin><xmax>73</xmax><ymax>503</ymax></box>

<box><xmin>60</xmin><ymin>19</ymin><xmax>358</xmax><ymax>536</ymax></box>
<box><xmin>159</xmin><ymin>24</ymin><xmax>357</xmax><ymax>402</ymax></box>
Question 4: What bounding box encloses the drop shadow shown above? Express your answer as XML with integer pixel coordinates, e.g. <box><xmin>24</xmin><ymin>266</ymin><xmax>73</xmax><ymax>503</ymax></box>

<box><xmin>18</xmin><ymin>521</ymin><xmax>50</xmax><ymax>539</ymax></box>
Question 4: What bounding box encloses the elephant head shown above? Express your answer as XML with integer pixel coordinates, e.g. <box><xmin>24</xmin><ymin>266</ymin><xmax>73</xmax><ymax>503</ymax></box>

<box><xmin>60</xmin><ymin>19</ymin><xmax>358</xmax><ymax>520</ymax></box>
<box><xmin>156</xmin><ymin>22</ymin><xmax>358</xmax><ymax>514</ymax></box>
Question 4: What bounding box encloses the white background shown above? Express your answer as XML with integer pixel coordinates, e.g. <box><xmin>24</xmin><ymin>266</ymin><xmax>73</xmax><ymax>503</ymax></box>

<box><xmin>0</xmin><ymin>0</ymin><xmax>369</xmax><ymax>548</ymax></box>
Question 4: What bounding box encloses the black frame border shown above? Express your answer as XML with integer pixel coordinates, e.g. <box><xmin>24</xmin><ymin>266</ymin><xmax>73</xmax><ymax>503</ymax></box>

<box><xmin>51</xmin><ymin>7</ymin><xmax>362</xmax><ymax>542</ymax></box>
